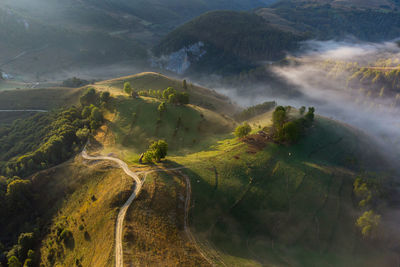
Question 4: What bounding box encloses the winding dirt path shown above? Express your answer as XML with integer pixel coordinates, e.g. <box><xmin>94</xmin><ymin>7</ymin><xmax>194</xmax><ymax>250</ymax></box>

<box><xmin>180</xmin><ymin>171</ymin><xmax>216</xmax><ymax>267</ymax></box>
<box><xmin>82</xmin><ymin>150</ymin><xmax>142</xmax><ymax>267</ymax></box>
<box><xmin>82</xmin><ymin>150</ymin><xmax>201</xmax><ymax>266</ymax></box>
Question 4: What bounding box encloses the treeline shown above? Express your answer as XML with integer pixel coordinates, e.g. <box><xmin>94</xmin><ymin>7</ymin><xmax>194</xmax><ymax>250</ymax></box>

<box><xmin>0</xmin><ymin>88</ymin><xmax>108</xmax><ymax>178</ymax></box>
<box><xmin>235</xmin><ymin>101</ymin><xmax>276</xmax><ymax>121</ymax></box>
<box><xmin>62</xmin><ymin>77</ymin><xmax>95</xmax><ymax>88</ymax></box>
<box><xmin>123</xmin><ymin>81</ymin><xmax>190</xmax><ymax>105</ymax></box>
<box><xmin>272</xmin><ymin>106</ymin><xmax>315</xmax><ymax>144</ymax></box>
<box><xmin>0</xmin><ymin>87</ymin><xmax>110</xmax><ymax>266</ymax></box>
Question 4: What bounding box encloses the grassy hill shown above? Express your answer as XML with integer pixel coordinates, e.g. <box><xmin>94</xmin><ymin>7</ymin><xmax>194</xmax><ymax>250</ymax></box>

<box><xmin>0</xmin><ymin>71</ymin><xmax>397</xmax><ymax>266</ymax></box>
<box><xmin>169</xmin><ymin>112</ymin><xmax>396</xmax><ymax>266</ymax></box>
<box><xmin>95</xmin><ymin>72</ymin><xmax>238</xmax><ymax>115</ymax></box>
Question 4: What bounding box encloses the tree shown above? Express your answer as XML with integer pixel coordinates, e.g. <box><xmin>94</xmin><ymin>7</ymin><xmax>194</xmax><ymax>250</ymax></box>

<box><xmin>23</xmin><ymin>259</ymin><xmax>33</xmax><ymax>267</ymax></box>
<box><xmin>144</xmin><ymin>140</ymin><xmax>168</xmax><ymax>163</ymax></box>
<box><xmin>235</xmin><ymin>123</ymin><xmax>252</xmax><ymax>138</ymax></box>
<box><xmin>143</xmin><ymin>150</ymin><xmax>155</xmax><ymax>163</ymax></box>
<box><xmin>168</xmin><ymin>93</ymin><xmax>178</xmax><ymax>104</ymax></box>
<box><xmin>8</xmin><ymin>256</ymin><xmax>21</xmax><ymax>267</ymax></box>
<box><xmin>158</xmin><ymin>102</ymin><xmax>166</xmax><ymax>114</ymax></box>
<box><xmin>272</xmin><ymin>106</ymin><xmax>287</xmax><ymax>130</ymax></box>
<box><xmin>356</xmin><ymin>210</ymin><xmax>381</xmax><ymax>238</ymax></box>
<box><xmin>280</xmin><ymin>121</ymin><xmax>301</xmax><ymax>143</ymax></box>
<box><xmin>162</xmin><ymin>87</ymin><xmax>176</xmax><ymax>99</ymax></box>
<box><xmin>17</xmin><ymin>233</ymin><xmax>34</xmax><ymax>260</ymax></box>
<box><xmin>76</xmin><ymin>127</ymin><xmax>90</xmax><ymax>142</ymax></box>
<box><xmin>100</xmin><ymin>91</ymin><xmax>110</xmax><ymax>103</ymax></box>
<box><xmin>183</xmin><ymin>79</ymin><xmax>188</xmax><ymax>90</ymax></box>
<box><xmin>90</xmin><ymin>107</ymin><xmax>103</xmax><ymax>123</ymax></box>
<box><xmin>6</xmin><ymin>179</ymin><xmax>31</xmax><ymax>210</ymax></box>
<box><xmin>299</xmin><ymin>106</ymin><xmax>306</xmax><ymax>115</ymax></box>
<box><xmin>123</xmin><ymin>82</ymin><xmax>132</xmax><ymax>95</ymax></box>
<box><xmin>79</xmin><ymin>88</ymin><xmax>98</xmax><ymax>106</ymax></box>
<box><xmin>150</xmin><ymin>140</ymin><xmax>168</xmax><ymax>162</ymax></box>
<box><xmin>81</xmin><ymin>106</ymin><xmax>91</xmax><ymax>119</ymax></box>
<box><xmin>305</xmin><ymin>107</ymin><xmax>315</xmax><ymax>121</ymax></box>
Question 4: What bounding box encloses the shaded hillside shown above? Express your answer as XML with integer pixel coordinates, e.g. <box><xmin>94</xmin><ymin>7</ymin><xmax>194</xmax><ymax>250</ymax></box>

<box><xmin>172</xmin><ymin>112</ymin><xmax>397</xmax><ymax>266</ymax></box>
<box><xmin>153</xmin><ymin>11</ymin><xmax>305</xmax><ymax>74</ymax></box>
<box><xmin>259</xmin><ymin>2</ymin><xmax>400</xmax><ymax>41</ymax></box>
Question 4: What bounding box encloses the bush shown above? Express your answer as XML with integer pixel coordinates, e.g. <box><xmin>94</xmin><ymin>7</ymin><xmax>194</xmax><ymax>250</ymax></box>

<box><xmin>80</xmin><ymin>88</ymin><xmax>98</xmax><ymax>106</ymax></box>
<box><xmin>356</xmin><ymin>210</ymin><xmax>381</xmax><ymax>238</ymax></box>
<box><xmin>100</xmin><ymin>91</ymin><xmax>110</xmax><ymax>103</ymax></box>
<box><xmin>143</xmin><ymin>140</ymin><xmax>168</xmax><ymax>163</ymax></box>
<box><xmin>123</xmin><ymin>82</ymin><xmax>132</xmax><ymax>95</ymax></box>
<box><xmin>272</xmin><ymin>106</ymin><xmax>287</xmax><ymax>130</ymax></box>
<box><xmin>279</xmin><ymin>121</ymin><xmax>302</xmax><ymax>144</ymax></box>
<box><xmin>8</xmin><ymin>256</ymin><xmax>21</xmax><ymax>267</ymax></box>
<box><xmin>234</xmin><ymin>123</ymin><xmax>252</xmax><ymax>138</ymax></box>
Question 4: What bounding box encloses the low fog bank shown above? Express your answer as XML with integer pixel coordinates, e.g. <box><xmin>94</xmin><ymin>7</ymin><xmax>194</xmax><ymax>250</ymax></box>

<box><xmin>210</xmin><ymin>39</ymin><xmax>400</xmax><ymax>162</ymax></box>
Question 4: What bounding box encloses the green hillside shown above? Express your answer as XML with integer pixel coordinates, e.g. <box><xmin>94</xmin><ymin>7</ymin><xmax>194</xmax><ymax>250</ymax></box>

<box><xmin>95</xmin><ymin>72</ymin><xmax>238</xmax><ymax>115</ymax></box>
<box><xmin>0</xmin><ymin>72</ymin><xmax>397</xmax><ymax>267</ymax></box>
<box><xmin>170</xmin><ymin>113</ymin><xmax>396</xmax><ymax>266</ymax></box>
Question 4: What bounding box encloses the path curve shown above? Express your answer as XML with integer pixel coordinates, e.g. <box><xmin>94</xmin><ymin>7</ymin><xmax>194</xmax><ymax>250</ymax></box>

<box><xmin>82</xmin><ymin>150</ymin><xmax>142</xmax><ymax>267</ymax></box>
<box><xmin>181</xmin><ymin>171</ymin><xmax>217</xmax><ymax>266</ymax></box>
<box><xmin>82</xmin><ymin>149</ymin><xmax>214</xmax><ymax>266</ymax></box>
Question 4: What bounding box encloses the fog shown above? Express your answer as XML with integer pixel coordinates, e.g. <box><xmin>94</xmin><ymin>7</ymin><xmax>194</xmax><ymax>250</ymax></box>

<box><xmin>212</xmin><ymin>39</ymin><xmax>400</xmax><ymax>161</ymax></box>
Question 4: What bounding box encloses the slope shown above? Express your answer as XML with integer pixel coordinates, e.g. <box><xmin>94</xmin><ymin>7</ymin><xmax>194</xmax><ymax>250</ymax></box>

<box><xmin>153</xmin><ymin>11</ymin><xmax>305</xmax><ymax>74</ymax></box>
<box><xmin>169</xmin><ymin>111</ymin><xmax>397</xmax><ymax>266</ymax></box>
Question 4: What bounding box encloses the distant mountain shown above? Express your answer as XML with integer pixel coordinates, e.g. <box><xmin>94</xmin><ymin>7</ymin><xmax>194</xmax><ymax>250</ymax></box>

<box><xmin>280</xmin><ymin>0</ymin><xmax>400</xmax><ymax>10</ymax></box>
<box><xmin>0</xmin><ymin>0</ymin><xmax>277</xmax><ymax>79</ymax></box>
<box><xmin>153</xmin><ymin>11</ymin><xmax>305</xmax><ymax>75</ymax></box>
<box><xmin>261</xmin><ymin>1</ymin><xmax>400</xmax><ymax>41</ymax></box>
<box><xmin>153</xmin><ymin>2</ymin><xmax>400</xmax><ymax>76</ymax></box>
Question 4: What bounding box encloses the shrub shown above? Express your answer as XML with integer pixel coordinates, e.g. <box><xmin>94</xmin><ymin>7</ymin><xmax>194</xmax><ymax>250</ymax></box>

<box><xmin>356</xmin><ymin>210</ymin><xmax>381</xmax><ymax>238</ymax></box>
<box><xmin>143</xmin><ymin>140</ymin><xmax>168</xmax><ymax>163</ymax></box>
<box><xmin>123</xmin><ymin>82</ymin><xmax>132</xmax><ymax>95</ymax></box>
<box><xmin>100</xmin><ymin>91</ymin><xmax>110</xmax><ymax>103</ymax></box>
<box><xmin>8</xmin><ymin>256</ymin><xmax>21</xmax><ymax>267</ymax></box>
<box><xmin>235</xmin><ymin>123</ymin><xmax>252</xmax><ymax>138</ymax></box>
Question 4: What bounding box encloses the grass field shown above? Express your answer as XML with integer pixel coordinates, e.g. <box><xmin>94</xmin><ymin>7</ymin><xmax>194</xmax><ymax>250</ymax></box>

<box><xmin>39</xmin><ymin>156</ymin><xmax>141</xmax><ymax>267</ymax></box>
<box><xmin>92</xmin><ymin>93</ymin><xmax>236</xmax><ymax>162</ymax></box>
<box><xmin>123</xmin><ymin>170</ymin><xmax>209</xmax><ymax>266</ymax></box>
<box><xmin>94</xmin><ymin>72</ymin><xmax>239</xmax><ymax>115</ymax></box>
<box><xmin>166</xmin><ymin>114</ymin><xmax>396</xmax><ymax>266</ymax></box>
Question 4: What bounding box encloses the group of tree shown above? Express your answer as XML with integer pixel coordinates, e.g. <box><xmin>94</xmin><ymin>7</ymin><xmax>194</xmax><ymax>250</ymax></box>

<box><xmin>353</xmin><ymin>176</ymin><xmax>382</xmax><ymax>238</ymax></box>
<box><xmin>136</xmin><ymin>86</ymin><xmax>190</xmax><ymax>105</ymax></box>
<box><xmin>142</xmin><ymin>140</ymin><xmax>168</xmax><ymax>163</ymax></box>
<box><xmin>0</xmin><ymin>87</ymin><xmax>111</xmax><ymax>267</ymax></box>
<box><xmin>235</xmin><ymin>101</ymin><xmax>277</xmax><ymax>121</ymax></box>
<box><xmin>0</xmin><ymin>230</ymin><xmax>36</xmax><ymax>267</ymax></box>
<box><xmin>62</xmin><ymin>77</ymin><xmax>94</xmax><ymax>88</ymax></box>
<box><xmin>1</xmin><ymin>88</ymin><xmax>108</xmax><ymax>178</ymax></box>
<box><xmin>272</xmin><ymin>105</ymin><xmax>315</xmax><ymax>144</ymax></box>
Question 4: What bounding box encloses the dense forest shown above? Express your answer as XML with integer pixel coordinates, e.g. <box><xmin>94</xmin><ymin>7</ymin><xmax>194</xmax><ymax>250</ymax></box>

<box><xmin>0</xmin><ymin>88</ymin><xmax>110</xmax><ymax>267</ymax></box>
<box><xmin>154</xmin><ymin>11</ymin><xmax>305</xmax><ymax>74</ymax></box>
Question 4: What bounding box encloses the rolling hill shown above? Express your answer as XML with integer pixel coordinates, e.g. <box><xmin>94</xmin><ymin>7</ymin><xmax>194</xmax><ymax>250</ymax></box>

<box><xmin>0</xmin><ymin>72</ymin><xmax>398</xmax><ymax>266</ymax></box>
